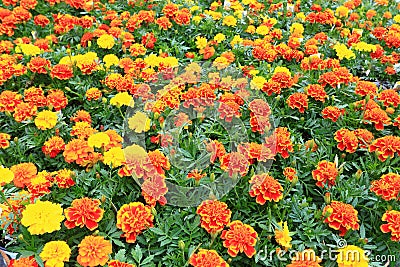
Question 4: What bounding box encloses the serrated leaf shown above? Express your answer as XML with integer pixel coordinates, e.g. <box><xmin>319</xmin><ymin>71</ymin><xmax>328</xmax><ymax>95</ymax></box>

<box><xmin>131</xmin><ymin>244</ymin><xmax>143</xmax><ymax>263</ymax></box>
<box><xmin>114</xmin><ymin>249</ymin><xmax>126</xmax><ymax>262</ymax></box>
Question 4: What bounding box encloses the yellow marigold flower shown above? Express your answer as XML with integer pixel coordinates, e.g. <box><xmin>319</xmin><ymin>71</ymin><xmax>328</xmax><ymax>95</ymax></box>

<box><xmin>246</xmin><ymin>25</ymin><xmax>256</xmax><ymax>34</ymax></box>
<box><xmin>97</xmin><ymin>34</ymin><xmax>115</xmax><ymax>49</ymax></box>
<box><xmin>394</xmin><ymin>15</ymin><xmax>400</xmax><ymax>23</ymax></box>
<box><xmin>88</xmin><ymin>132</ymin><xmax>110</xmax><ymax>148</ymax></box>
<box><xmin>110</xmin><ymin>92</ymin><xmax>134</xmax><ymax>108</ymax></box>
<box><xmin>161</xmin><ymin>56</ymin><xmax>179</xmax><ymax>67</ymax></box>
<box><xmin>222</xmin><ymin>15</ymin><xmax>237</xmax><ymax>27</ymax></box>
<box><xmin>34</xmin><ymin>110</ymin><xmax>58</xmax><ymax>130</ymax></box>
<box><xmin>290</xmin><ymin>23</ymin><xmax>304</xmax><ymax>36</ymax></box>
<box><xmin>352</xmin><ymin>42</ymin><xmax>377</xmax><ymax>52</ymax></box>
<box><xmin>128</xmin><ymin>111</ymin><xmax>151</xmax><ymax>133</ymax></box>
<box><xmin>214</xmin><ymin>33</ymin><xmax>226</xmax><ymax>43</ymax></box>
<box><xmin>333</xmin><ymin>43</ymin><xmax>355</xmax><ymax>60</ymax></box>
<box><xmin>0</xmin><ymin>166</ymin><xmax>14</xmax><ymax>186</ymax></box>
<box><xmin>144</xmin><ymin>54</ymin><xmax>161</xmax><ymax>68</ymax></box>
<box><xmin>21</xmin><ymin>200</ymin><xmax>64</xmax><ymax>235</ymax></box>
<box><xmin>231</xmin><ymin>35</ymin><xmax>243</xmax><ymax>47</ymax></box>
<box><xmin>192</xmin><ymin>15</ymin><xmax>202</xmax><ymax>24</ymax></box>
<box><xmin>40</xmin><ymin>240</ymin><xmax>71</xmax><ymax>267</ymax></box>
<box><xmin>296</xmin><ymin>12</ymin><xmax>306</xmax><ymax>21</ymax></box>
<box><xmin>190</xmin><ymin>5</ymin><xmax>199</xmax><ymax>12</ymax></box>
<box><xmin>103</xmin><ymin>54</ymin><xmax>119</xmax><ymax>68</ymax></box>
<box><xmin>251</xmin><ymin>76</ymin><xmax>267</xmax><ymax>90</ymax></box>
<box><xmin>337</xmin><ymin>245</ymin><xmax>369</xmax><ymax>267</ymax></box>
<box><xmin>205</xmin><ymin>10</ymin><xmax>222</xmax><ymax>20</ymax></box>
<box><xmin>103</xmin><ymin>147</ymin><xmax>125</xmax><ymax>167</ymax></box>
<box><xmin>274</xmin><ymin>221</ymin><xmax>292</xmax><ymax>251</ymax></box>
<box><xmin>196</xmin><ymin>36</ymin><xmax>207</xmax><ymax>50</ymax></box>
<box><xmin>256</xmin><ymin>25</ymin><xmax>269</xmax><ymax>35</ymax></box>
<box><xmin>16</xmin><ymin>44</ymin><xmax>41</xmax><ymax>56</ymax></box>
<box><xmin>335</xmin><ymin>6</ymin><xmax>349</xmax><ymax>17</ymax></box>
<box><xmin>273</xmin><ymin>66</ymin><xmax>291</xmax><ymax>76</ymax></box>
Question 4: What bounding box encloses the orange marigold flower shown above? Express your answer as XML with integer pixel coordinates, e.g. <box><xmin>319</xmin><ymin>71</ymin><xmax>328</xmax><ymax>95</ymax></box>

<box><xmin>9</xmin><ymin>256</ymin><xmax>38</xmax><ymax>267</ymax></box>
<box><xmin>221</xmin><ymin>220</ymin><xmax>258</xmax><ymax>258</ymax></box>
<box><xmin>77</xmin><ymin>235</ymin><xmax>112</xmax><ymax>267</ymax></box>
<box><xmin>116</xmin><ymin>202</ymin><xmax>154</xmax><ymax>243</ymax></box>
<box><xmin>378</xmin><ymin>89</ymin><xmax>400</xmax><ymax>107</ymax></box>
<box><xmin>11</xmin><ymin>162</ymin><xmax>37</xmax><ymax>188</ymax></box>
<box><xmin>355</xmin><ymin>80</ymin><xmax>378</xmax><ymax>96</ymax></box>
<box><xmin>287</xmin><ymin>249</ymin><xmax>323</xmax><ymax>267</ymax></box>
<box><xmin>64</xmin><ymin>197</ymin><xmax>104</xmax><ymax>230</ymax></box>
<box><xmin>323</xmin><ymin>201</ymin><xmax>359</xmax><ymax>236</ymax></box>
<box><xmin>86</xmin><ymin>87</ymin><xmax>102</xmax><ymax>101</ymax></box>
<box><xmin>0</xmin><ymin>133</ymin><xmax>11</xmax><ymax>149</ymax></box>
<box><xmin>26</xmin><ymin>170</ymin><xmax>52</xmax><ymax>199</ymax></box>
<box><xmin>54</xmin><ymin>169</ymin><xmax>75</xmax><ymax>188</ymax></box>
<box><xmin>71</xmin><ymin>110</ymin><xmax>91</xmax><ymax>124</ymax></box>
<box><xmin>306</xmin><ymin>84</ymin><xmax>327</xmax><ymax>102</ymax></box>
<box><xmin>63</xmin><ymin>139</ymin><xmax>95</xmax><ymax>166</ymax></box>
<box><xmin>50</xmin><ymin>64</ymin><xmax>73</xmax><ymax>80</ymax></box>
<box><xmin>286</xmin><ymin>93</ymin><xmax>308</xmax><ymax>113</ymax></box>
<box><xmin>108</xmin><ymin>260</ymin><xmax>135</xmax><ymax>267</ymax></box>
<box><xmin>28</xmin><ymin>56</ymin><xmax>51</xmax><ymax>74</ymax></box>
<box><xmin>220</xmin><ymin>152</ymin><xmax>249</xmax><ymax>177</ymax></box>
<box><xmin>189</xmin><ymin>249</ymin><xmax>229</xmax><ymax>267</ymax></box>
<box><xmin>271</xmin><ymin>72</ymin><xmax>294</xmax><ymax>89</ymax></box>
<box><xmin>104</xmin><ymin>129</ymin><xmax>123</xmax><ymax>150</ymax></box>
<box><xmin>381</xmin><ymin>210</ymin><xmax>400</xmax><ymax>241</ymax></box>
<box><xmin>148</xmin><ymin>150</ymin><xmax>170</xmax><ymax>175</ymax></box>
<box><xmin>187</xmin><ymin>169</ymin><xmax>206</xmax><ymax>182</ymax></box>
<box><xmin>24</xmin><ymin>87</ymin><xmax>47</xmax><ymax>107</ymax></box>
<box><xmin>334</xmin><ymin>128</ymin><xmax>358</xmax><ymax>153</ymax></box>
<box><xmin>371</xmin><ymin>173</ymin><xmax>400</xmax><ymax>201</ymax></box>
<box><xmin>369</xmin><ymin>135</ymin><xmax>400</xmax><ymax>161</ymax></box>
<box><xmin>156</xmin><ymin>16</ymin><xmax>172</xmax><ymax>30</ymax></box>
<box><xmin>71</xmin><ymin>122</ymin><xmax>97</xmax><ymax>139</ymax></box>
<box><xmin>0</xmin><ymin>90</ymin><xmax>22</xmax><ymax>112</ymax></box>
<box><xmin>354</xmin><ymin>129</ymin><xmax>374</xmax><ymax>148</ymax></box>
<box><xmin>249</xmin><ymin>173</ymin><xmax>283</xmax><ymax>204</ymax></box>
<box><xmin>162</xmin><ymin>3</ymin><xmax>178</xmax><ymax>18</ymax></box>
<box><xmin>174</xmin><ymin>8</ymin><xmax>191</xmax><ymax>25</ymax></box>
<box><xmin>275</xmin><ymin>127</ymin><xmax>294</xmax><ymax>159</ymax></box>
<box><xmin>13</xmin><ymin>102</ymin><xmax>37</xmax><ymax>122</ymax></box>
<box><xmin>47</xmin><ymin>89</ymin><xmax>68</xmax><ymax>111</ymax></box>
<box><xmin>42</xmin><ymin>136</ymin><xmax>65</xmax><ymax>158</ymax></box>
<box><xmin>312</xmin><ymin>160</ymin><xmax>338</xmax><ymax>187</ymax></box>
<box><xmin>363</xmin><ymin>107</ymin><xmax>391</xmax><ymax>131</ymax></box>
<box><xmin>394</xmin><ymin>115</ymin><xmax>400</xmax><ymax>129</ymax></box>
<box><xmin>141</xmin><ymin>173</ymin><xmax>168</xmax><ymax>206</ymax></box>
<box><xmin>205</xmin><ymin>140</ymin><xmax>226</xmax><ymax>163</ymax></box>
<box><xmin>196</xmin><ymin>199</ymin><xmax>231</xmax><ymax>234</ymax></box>
<box><xmin>283</xmin><ymin>167</ymin><xmax>297</xmax><ymax>182</ymax></box>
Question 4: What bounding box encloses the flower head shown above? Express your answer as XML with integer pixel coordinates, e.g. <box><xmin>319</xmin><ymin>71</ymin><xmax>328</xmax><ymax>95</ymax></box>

<box><xmin>189</xmin><ymin>249</ymin><xmax>229</xmax><ymax>267</ymax></box>
<box><xmin>34</xmin><ymin>110</ymin><xmax>58</xmax><ymax>130</ymax></box>
<box><xmin>196</xmin><ymin>200</ymin><xmax>231</xmax><ymax>234</ymax></box>
<box><xmin>21</xmin><ymin>200</ymin><xmax>64</xmax><ymax>235</ymax></box>
<box><xmin>337</xmin><ymin>245</ymin><xmax>369</xmax><ymax>267</ymax></box>
<box><xmin>287</xmin><ymin>249</ymin><xmax>322</xmax><ymax>267</ymax></box>
<box><xmin>323</xmin><ymin>201</ymin><xmax>359</xmax><ymax>236</ymax></box>
<box><xmin>221</xmin><ymin>220</ymin><xmax>258</xmax><ymax>258</ymax></box>
<box><xmin>381</xmin><ymin>210</ymin><xmax>400</xmax><ymax>241</ymax></box>
<box><xmin>64</xmin><ymin>197</ymin><xmax>104</xmax><ymax>231</ymax></box>
<box><xmin>11</xmin><ymin>162</ymin><xmax>37</xmax><ymax>188</ymax></box>
<box><xmin>40</xmin><ymin>241</ymin><xmax>71</xmax><ymax>267</ymax></box>
<box><xmin>9</xmin><ymin>256</ymin><xmax>38</xmax><ymax>267</ymax></box>
<box><xmin>0</xmin><ymin>166</ymin><xmax>14</xmax><ymax>186</ymax></box>
<box><xmin>371</xmin><ymin>173</ymin><xmax>400</xmax><ymax>201</ymax></box>
<box><xmin>312</xmin><ymin>160</ymin><xmax>338</xmax><ymax>187</ymax></box>
<box><xmin>77</xmin><ymin>235</ymin><xmax>112</xmax><ymax>267</ymax></box>
<box><xmin>275</xmin><ymin>221</ymin><xmax>292</xmax><ymax>250</ymax></box>
<box><xmin>97</xmin><ymin>34</ymin><xmax>115</xmax><ymax>49</ymax></box>
<box><xmin>249</xmin><ymin>173</ymin><xmax>283</xmax><ymax>204</ymax></box>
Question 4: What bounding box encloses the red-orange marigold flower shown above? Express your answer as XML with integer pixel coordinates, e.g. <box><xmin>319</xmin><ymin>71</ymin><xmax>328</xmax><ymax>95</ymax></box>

<box><xmin>13</xmin><ymin>102</ymin><xmax>37</xmax><ymax>122</ymax></box>
<box><xmin>77</xmin><ymin>235</ymin><xmax>112</xmax><ymax>267</ymax></box>
<box><xmin>9</xmin><ymin>256</ymin><xmax>38</xmax><ymax>267</ymax></box>
<box><xmin>378</xmin><ymin>89</ymin><xmax>400</xmax><ymax>107</ymax></box>
<box><xmin>354</xmin><ymin>128</ymin><xmax>374</xmax><ymax>148</ymax></box>
<box><xmin>108</xmin><ymin>260</ymin><xmax>135</xmax><ymax>267</ymax></box>
<box><xmin>355</xmin><ymin>80</ymin><xmax>378</xmax><ymax>96</ymax></box>
<box><xmin>28</xmin><ymin>56</ymin><xmax>51</xmax><ymax>74</ymax></box>
<box><xmin>196</xmin><ymin>199</ymin><xmax>231</xmax><ymax>234</ymax></box>
<box><xmin>363</xmin><ymin>107</ymin><xmax>391</xmax><ymax>131</ymax></box>
<box><xmin>50</xmin><ymin>64</ymin><xmax>73</xmax><ymax>80</ymax></box>
<box><xmin>116</xmin><ymin>202</ymin><xmax>154</xmax><ymax>243</ymax></box>
<box><xmin>10</xmin><ymin>162</ymin><xmax>37</xmax><ymax>188</ymax></box>
<box><xmin>323</xmin><ymin>201</ymin><xmax>359</xmax><ymax>236</ymax></box>
<box><xmin>64</xmin><ymin>197</ymin><xmax>104</xmax><ymax>231</ymax></box>
<box><xmin>381</xmin><ymin>210</ymin><xmax>400</xmax><ymax>241</ymax></box>
<box><xmin>0</xmin><ymin>133</ymin><xmax>11</xmax><ymax>149</ymax></box>
<box><xmin>312</xmin><ymin>160</ymin><xmax>338</xmax><ymax>187</ymax></box>
<box><xmin>205</xmin><ymin>140</ymin><xmax>226</xmax><ymax>163</ymax></box>
<box><xmin>63</xmin><ymin>139</ymin><xmax>95</xmax><ymax>166</ymax></box>
<box><xmin>369</xmin><ymin>135</ymin><xmax>400</xmax><ymax>161</ymax></box>
<box><xmin>221</xmin><ymin>220</ymin><xmax>258</xmax><ymax>258</ymax></box>
<box><xmin>189</xmin><ymin>249</ymin><xmax>229</xmax><ymax>267</ymax></box>
<box><xmin>286</xmin><ymin>93</ymin><xmax>308</xmax><ymax>113</ymax></box>
<box><xmin>220</xmin><ymin>152</ymin><xmax>249</xmax><ymax>177</ymax></box>
<box><xmin>274</xmin><ymin>127</ymin><xmax>294</xmax><ymax>159</ymax></box>
<box><xmin>24</xmin><ymin>87</ymin><xmax>47</xmax><ymax>107</ymax></box>
<box><xmin>148</xmin><ymin>150</ymin><xmax>170</xmax><ymax>175</ymax></box>
<box><xmin>42</xmin><ymin>136</ymin><xmax>65</xmax><ymax>158</ymax></box>
<box><xmin>283</xmin><ymin>167</ymin><xmax>297</xmax><ymax>182</ymax></box>
<box><xmin>47</xmin><ymin>89</ymin><xmax>68</xmax><ymax>111</ymax></box>
<box><xmin>249</xmin><ymin>173</ymin><xmax>283</xmax><ymax>204</ymax></box>
<box><xmin>334</xmin><ymin>128</ymin><xmax>358</xmax><ymax>153</ymax></box>
<box><xmin>0</xmin><ymin>90</ymin><xmax>22</xmax><ymax>112</ymax></box>
<box><xmin>371</xmin><ymin>173</ymin><xmax>400</xmax><ymax>201</ymax></box>
<box><xmin>306</xmin><ymin>84</ymin><xmax>327</xmax><ymax>102</ymax></box>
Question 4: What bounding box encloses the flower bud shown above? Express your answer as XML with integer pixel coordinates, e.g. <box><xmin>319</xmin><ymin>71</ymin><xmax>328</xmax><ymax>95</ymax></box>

<box><xmin>324</xmin><ymin>192</ymin><xmax>331</xmax><ymax>204</ymax></box>
<box><xmin>210</xmin><ymin>173</ymin><xmax>215</xmax><ymax>182</ymax></box>
<box><xmin>355</xmin><ymin>169</ymin><xmax>362</xmax><ymax>179</ymax></box>
<box><xmin>151</xmin><ymin>207</ymin><xmax>157</xmax><ymax>216</ymax></box>
<box><xmin>178</xmin><ymin>240</ymin><xmax>185</xmax><ymax>251</ymax></box>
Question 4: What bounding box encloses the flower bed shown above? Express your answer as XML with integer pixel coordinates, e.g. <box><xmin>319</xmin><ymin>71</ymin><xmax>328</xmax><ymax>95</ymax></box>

<box><xmin>0</xmin><ymin>0</ymin><xmax>400</xmax><ymax>266</ymax></box>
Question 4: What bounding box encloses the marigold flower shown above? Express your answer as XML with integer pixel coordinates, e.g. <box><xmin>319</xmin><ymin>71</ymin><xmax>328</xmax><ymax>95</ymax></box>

<box><xmin>196</xmin><ymin>199</ymin><xmax>231</xmax><ymax>234</ymax></box>
<box><xmin>323</xmin><ymin>201</ymin><xmax>359</xmax><ymax>236</ymax></box>
<box><xmin>34</xmin><ymin>110</ymin><xmax>58</xmax><ymax>130</ymax></box>
<box><xmin>369</xmin><ymin>135</ymin><xmax>400</xmax><ymax>161</ymax></box>
<box><xmin>220</xmin><ymin>152</ymin><xmax>249</xmax><ymax>177</ymax></box>
<box><xmin>13</xmin><ymin>102</ymin><xmax>37</xmax><ymax>122</ymax></box>
<box><xmin>337</xmin><ymin>245</ymin><xmax>369</xmax><ymax>267</ymax></box>
<box><xmin>287</xmin><ymin>93</ymin><xmax>308</xmax><ymax>113</ymax></box>
<box><xmin>24</xmin><ymin>87</ymin><xmax>47</xmax><ymax>107</ymax></box>
<box><xmin>249</xmin><ymin>173</ymin><xmax>283</xmax><ymax>204</ymax></box>
<box><xmin>9</xmin><ymin>256</ymin><xmax>38</xmax><ymax>267</ymax></box>
<box><xmin>27</xmin><ymin>170</ymin><xmax>52</xmax><ymax>199</ymax></box>
<box><xmin>77</xmin><ymin>235</ymin><xmax>112</xmax><ymax>267</ymax></box>
<box><xmin>334</xmin><ymin>128</ymin><xmax>358</xmax><ymax>153</ymax></box>
<box><xmin>378</xmin><ymin>89</ymin><xmax>400</xmax><ymax>107</ymax></box>
<box><xmin>116</xmin><ymin>202</ymin><xmax>154</xmax><ymax>243</ymax></box>
<box><xmin>0</xmin><ymin>166</ymin><xmax>14</xmax><ymax>186</ymax></box>
<box><xmin>0</xmin><ymin>90</ymin><xmax>22</xmax><ymax>112</ymax></box>
<box><xmin>50</xmin><ymin>64</ymin><xmax>73</xmax><ymax>80</ymax></box>
<box><xmin>63</xmin><ymin>139</ymin><xmax>95</xmax><ymax>167</ymax></box>
<box><xmin>86</xmin><ymin>87</ymin><xmax>102</xmax><ymax>101</ymax></box>
<box><xmin>64</xmin><ymin>197</ymin><xmax>104</xmax><ymax>231</ymax></box>
<box><xmin>312</xmin><ymin>160</ymin><xmax>338</xmax><ymax>187</ymax></box>
<box><xmin>221</xmin><ymin>220</ymin><xmax>258</xmax><ymax>258</ymax></box>
<box><xmin>110</xmin><ymin>92</ymin><xmax>134</xmax><ymax>108</ymax></box>
<box><xmin>148</xmin><ymin>150</ymin><xmax>170</xmax><ymax>174</ymax></box>
<box><xmin>97</xmin><ymin>34</ymin><xmax>115</xmax><ymax>49</ymax></box>
<box><xmin>103</xmin><ymin>147</ymin><xmax>125</xmax><ymax>168</ymax></box>
<box><xmin>40</xmin><ymin>240</ymin><xmax>71</xmax><ymax>267</ymax></box>
<box><xmin>287</xmin><ymin>249</ymin><xmax>322</xmax><ymax>267</ymax></box>
<box><xmin>28</xmin><ymin>56</ymin><xmax>51</xmax><ymax>74</ymax></box>
<box><xmin>355</xmin><ymin>80</ymin><xmax>378</xmax><ymax>96</ymax></box>
<box><xmin>363</xmin><ymin>107</ymin><xmax>391</xmax><ymax>131</ymax></box>
<box><xmin>21</xmin><ymin>200</ymin><xmax>64</xmax><ymax>235</ymax></box>
<box><xmin>283</xmin><ymin>167</ymin><xmax>297</xmax><ymax>182</ymax></box>
<box><xmin>275</xmin><ymin>127</ymin><xmax>294</xmax><ymax>159</ymax></box>
<box><xmin>71</xmin><ymin>122</ymin><xmax>97</xmax><ymax>139</ymax></box>
<box><xmin>306</xmin><ymin>84</ymin><xmax>327</xmax><ymax>102</ymax></box>
<box><xmin>47</xmin><ymin>89</ymin><xmax>68</xmax><ymax>111</ymax></box>
<box><xmin>274</xmin><ymin>221</ymin><xmax>292</xmax><ymax>251</ymax></box>
<box><xmin>371</xmin><ymin>173</ymin><xmax>400</xmax><ymax>201</ymax></box>
<box><xmin>189</xmin><ymin>249</ymin><xmax>229</xmax><ymax>267</ymax></box>
<box><xmin>10</xmin><ymin>162</ymin><xmax>37</xmax><ymax>188</ymax></box>
<box><xmin>0</xmin><ymin>133</ymin><xmax>11</xmax><ymax>149</ymax></box>
<box><xmin>354</xmin><ymin>129</ymin><xmax>374</xmax><ymax>148</ymax></box>
<box><xmin>205</xmin><ymin>140</ymin><xmax>226</xmax><ymax>163</ymax></box>
<box><xmin>381</xmin><ymin>210</ymin><xmax>400</xmax><ymax>241</ymax></box>
<box><xmin>124</xmin><ymin>144</ymin><xmax>156</xmax><ymax>178</ymax></box>
<box><xmin>128</xmin><ymin>111</ymin><xmax>151</xmax><ymax>133</ymax></box>
<box><xmin>88</xmin><ymin>132</ymin><xmax>110</xmax><ymax>148</ymax></box>
<box><xmin>108</xmin><ymin>260</ymin><xmax>135</xmax><ymax>267</ymax></box>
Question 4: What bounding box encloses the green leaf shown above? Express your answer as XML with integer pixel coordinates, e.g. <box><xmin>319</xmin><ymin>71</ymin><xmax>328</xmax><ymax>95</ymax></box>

<box><xmin>132</xmin><ymin>244</ymin><xmax>143</xmax><ymax>263</ymax></box>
